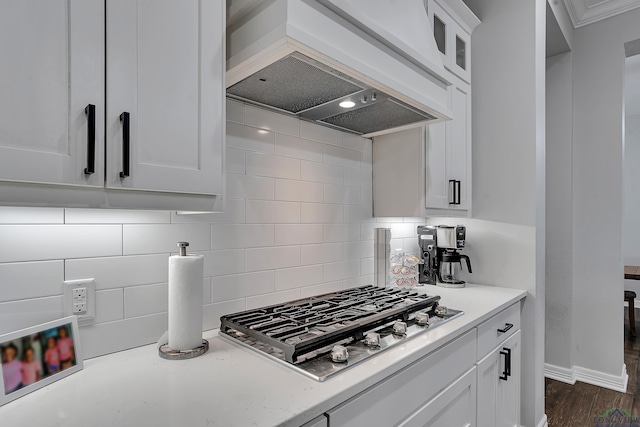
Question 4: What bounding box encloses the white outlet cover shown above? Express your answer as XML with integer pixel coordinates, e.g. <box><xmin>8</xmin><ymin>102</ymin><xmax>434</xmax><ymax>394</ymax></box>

<box><xmin>63</xmin><ymin>278</ymin><xmax>96</xmax><ymax>325</ymax></box>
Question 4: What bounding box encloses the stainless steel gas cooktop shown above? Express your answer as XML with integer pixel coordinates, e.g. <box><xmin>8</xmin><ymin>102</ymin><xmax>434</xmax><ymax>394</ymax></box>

<box><xmin>219</xmin><ymin>286</ymin><xmax>463</xmax><ymax>381</ymax></box>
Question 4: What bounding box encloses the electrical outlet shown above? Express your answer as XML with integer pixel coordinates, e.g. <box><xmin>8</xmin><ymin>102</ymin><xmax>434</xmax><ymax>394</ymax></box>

<box><xmin>64</xmin><ymin>278</ymin><xmax>96</xmax><ymax>325</ymax></box>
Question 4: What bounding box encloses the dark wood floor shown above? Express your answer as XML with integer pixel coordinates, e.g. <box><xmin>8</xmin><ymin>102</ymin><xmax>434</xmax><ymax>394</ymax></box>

<box><xmin>545</xmin><ymin>308</ymin><xmax>640</xmax><ymax>426</ymax></box>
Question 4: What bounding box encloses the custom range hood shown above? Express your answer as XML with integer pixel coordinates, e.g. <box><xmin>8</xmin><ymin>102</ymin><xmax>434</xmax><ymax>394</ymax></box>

<box><xmin>226</xmin><ymin>0</ymin><xmax>453</xmax><ymax>137</ymax></box>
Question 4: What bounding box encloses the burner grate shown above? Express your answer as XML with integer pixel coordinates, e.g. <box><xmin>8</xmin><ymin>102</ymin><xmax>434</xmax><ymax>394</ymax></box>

<box><xmin>219</xmin><ymin>286</ymin><xmax>441</xmax><ymax>363</ymax></box>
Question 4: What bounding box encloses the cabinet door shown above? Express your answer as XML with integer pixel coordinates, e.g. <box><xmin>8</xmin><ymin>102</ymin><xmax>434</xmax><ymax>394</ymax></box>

<box><xmin>425</xmin><ymin>123</ymin><xmax>450</xmax><ymax>209</ymax></box>
<box><xmin>106</xmin><ymin>0</ymin><xmax>224</xmax><ymax>195</ymax></box>
<box><xmin>399</xmin><ymin>367</ymin><xmax>477</xmax><ymax>427</ymax></box>
<box><xmin>448</xmin><ymin>83</ymin><xmax>470</xmax><ymax>210</ymax></box>
<box><xmin>0</xmin><ymin>0</ymin><xmax>104</xmax><ymax>187</ymax></box>
<box><xmin>449</xmin><ymin>21</ymin><xmax>471</xmax><ymax>83</ymax></box>
<box><xmin>477</xmin><ymin>330</ymin><xmax>521</xmax><ymax>427</ymax></box>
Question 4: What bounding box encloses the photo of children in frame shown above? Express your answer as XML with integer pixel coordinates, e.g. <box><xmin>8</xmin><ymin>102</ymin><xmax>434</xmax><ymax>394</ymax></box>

<box><xmin>1</xmin><ymin>323</ymin><xmax>76</xmax><ymax>396</ymax></box>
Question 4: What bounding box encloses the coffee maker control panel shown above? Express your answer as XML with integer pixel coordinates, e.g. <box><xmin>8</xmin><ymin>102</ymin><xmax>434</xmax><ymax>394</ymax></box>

<box><xmin>456</xmin><ymin>226</ymin><xmax>466</xmax><ymax>249</ymax></box>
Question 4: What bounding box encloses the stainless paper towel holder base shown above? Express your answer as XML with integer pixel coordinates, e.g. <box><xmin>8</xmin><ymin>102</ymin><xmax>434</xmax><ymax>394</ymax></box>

<box><xmin>158</xmin><ymin>339</ymin><xmax>209</xmax><ymax>360</ymax></box>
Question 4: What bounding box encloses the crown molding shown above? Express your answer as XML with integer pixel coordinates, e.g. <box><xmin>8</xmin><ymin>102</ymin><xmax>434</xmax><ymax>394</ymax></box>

<box><xmin>564</xmin><ymin>0</ymin><xmax>640</xmax><ymax>28</ymax></box>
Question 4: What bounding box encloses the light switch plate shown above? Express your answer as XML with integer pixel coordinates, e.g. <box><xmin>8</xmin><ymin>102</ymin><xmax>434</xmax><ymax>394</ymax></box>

<box><xmin>63</xmin><ymin>278</ymin><xmax>96</xmax><ymax>326</ymax></box>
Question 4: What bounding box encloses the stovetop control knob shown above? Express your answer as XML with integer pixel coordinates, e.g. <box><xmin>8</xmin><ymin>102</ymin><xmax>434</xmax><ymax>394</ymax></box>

<box><xmin>363</xmin><ymin>332</ymin><xmax>381</xmax><ymax>347</ymax></box>
<box><xmin>435</xmin><ymin>305</ymin><xmax>447</xmax><ymax>316</ymax></box>
<box><xmin>393</xmin><ymin>321</ymin><xmax>408</xmax><ymax>335</ymax></box>
<box><xmin>331</xmin><ymin>345</ymin><xmax>349</xmax><ymax>363</ymax></box>
<box><xmin>415</xmin><ymin>311</ymin><xmax>430</xmax><ymax>326</ymax></box>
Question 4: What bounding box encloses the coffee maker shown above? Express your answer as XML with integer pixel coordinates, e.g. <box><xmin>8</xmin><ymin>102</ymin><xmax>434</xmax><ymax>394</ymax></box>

<box><xmin>417</xmin><ymin>225</ymin><xmax>472</xmax><ymax>287</ymax></box>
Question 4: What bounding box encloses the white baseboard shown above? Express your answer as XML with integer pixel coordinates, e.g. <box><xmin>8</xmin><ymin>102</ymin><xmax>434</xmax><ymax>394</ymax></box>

<box><xmin>537</xmin><ymin>414</ymin><xmax>548</xmax><ymax>427</ymax></box>
<box><xmin>544</xmin><ymin>363</ymin><xmax>628</xmax><ymax>393</ymax></box>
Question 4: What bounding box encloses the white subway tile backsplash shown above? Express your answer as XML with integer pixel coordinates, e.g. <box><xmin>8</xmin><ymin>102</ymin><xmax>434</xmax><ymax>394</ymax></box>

<box><xmin>201</xmin><ymin>249</ymin><xmax>245</xmax><ymax>277</ymax></box>
<box><xmin>95</xmin><ymin>289</ymin><xmax>124</xmax><ymax>323</ymax></box>
<box><xmin>403</xmin><ymin>237</ymin><xmax>420</xmax><ymax>255</ymax></box>
<box><xmin>226</xmin><ymin>99</ymin><xmax>244</xmax><ymax>124</ymax></box>
<box><xmin>124</xmin><ymin>283</ymin><xmax>168</xmax><ymax>318</ymax></box>
<box><xmin>0</xmin><ymin>296</ymin><xmax>63</xmax><ymax>335</ymax></box>
<box><xmin>275</xmin><ymin>264</ymin><xmax>324</xmax><ymax>291</ymax></box>
<box><xmin>79</xmin><ymin>313</ymin><xmax>167</xmax><ymax>359</ymax></box>
<box><xmin>360</xmin><ymin>258</ymin><xmax>374</xmax><ymax>276</ymax></box>
<box><xmin>246</xmin><ymin>152</ymin><xmax>300</xmax><ymax>180</ymax></box>
<box><xmin>301</xmin><ymin>203</ymin><xmax>343</xmax><ymax>223</ymax></box>
<box><xmin>275</xmin><ymin>179</ymin><xmax>323</xmax><ymax>203</ymax></box>
<box><xmin>324</xmin><ymin>184</ymin><xmax>360</xmax><ymax>205</ymax></box>
<box><xmin>275</xmin><ymin>134</ymin><xmax>323</xmax><ymax>163</ymax></box>
<box><xmin>244</xmin><ymin>105</ymin><xmax>299</xmax><ymax>136</ymax></box>
<box><xmin>343</xmin><ymin>275</ymin><xmax>374</xmax><ymax>290</ymax></box>
<box><xmin>344</xmin><ymin>167</ymin><xmax>372</xmax><ymax>188</ymax></box>
<box><xmin>361</xmin><ymin>188</ymin><xmax>373</xmax><ymax>206</ymax></box>
<box><xmin>245</xmin><ymin>245</ymin><xmax>300</xmax><ymax>272</ymax></box>
<box><xmin>300</xmin><ymin>281</ymin><xmax>343</xmax><ymax>298</ymax></box>
<box><xmin>0</xmin><ymin>106</ymin><xmax>420</xmax><ymax>361</ymax></box>
<box><xmin>171</xmin><ymin>199</ymin><xmax>245</xmax><ymax>224</ymax></box>
<box><xmin>227</xmin><ymin>121</ymin><xmax>275</xmax><ymax>153</ymax></box>
<box><xmin>342</xmin><ymin>134</ymin><xmax>372</xmax><ymax>153</ymax></box>
<box><xmin>65</xmin><ymin>209</ymin><xmax>170</xmax><ymax>224</ymax></box>
<box><xmin>301</xmin><ymin>160</ymin><xmax>343</xmax><ymax>184</ymax></box>
<box><xmin>324</xmin><ymin>261</ymin><xmax>360</xmax><ymax>282</ymax></box>
<box><xmin>275</xmin><ymin>224</ymin><xmax>323</xmax><ymax>245</ymax></box>
<box><xmin>323</xmin><ymin>144</ymin><xmax>362</xmax><ymax>169</ymax></box>
<box><xmin>0</xmin><ymin>261</ymin><xmax>63</xmax><ymax>302</ymax></box>
<box><xmin>343</xmin><ymin>241</ymin><xmax>373</xmax><ymax>260</ymax></box>
<box><xmin>0</xmin><ymin>207</ymin><xmax>64</xmax><ymax>224</ymax></box>
<box><xmin>123</xmin><ymin>224</ymin><xmax>210</xmax><ymax>255</ymax></box>
<box><xmin>0</xmin><ymin>225</ymin><xmax>122</xmax><ymax>263</ymax></box>
<box><xmin>227</xmin><ymin>173</ymin><xmax>275</xmax><ymax>200</ymax></box>
<box><xmin>66</xmin><ymin>254</ymin><xmax>168</xmax><ymax>290</ymax></box>
<box><xmin>212</xmin><ymin>271</ymin><xmax>274</xmax><ymax>302</ymax></box>
<box><xmin>246</xmin><ymin>200</ymin><xmax>300</xmax><ymax>224</ymax></box>
<box><xmin>211</xmin><ymin>224</ymin><xmax>274</xmax><ymax>249</ymax></box>
<box><xmin>344</xmin><ymin>205</ymin><xmax>373</xmax><ymax>223</ymax></box>
<box><xmin>361</xmin><ymin>151</ymin><xmax>373</xmax><ymax>171</ymax></box>
<box><xmin>203</xmin><ymin>298</ymin><xmax>246</xmax><ymax>330</ymax></box>
<box><xmin>226</xmin><ymin>147</ymin><xmax>246</xmax><ymax>174</ymax></box>
<box><xmin>246</xmin><ymin>289</ymin><xmax>301</xmax><ymax>310</ymax></box>
<box><xmin>323</xmin><ymin>223</ymin><xmax>361</xmax><ymax>242</ymax></box>
<box><xmin>300</xmin><ymin>121</ymin><xmax>343</xmax><ymax>146</ymax></box>
<box><xmin>300</xmin><ymin>243</ymin><xmax>342</xmax><ymax>265</ymax></box>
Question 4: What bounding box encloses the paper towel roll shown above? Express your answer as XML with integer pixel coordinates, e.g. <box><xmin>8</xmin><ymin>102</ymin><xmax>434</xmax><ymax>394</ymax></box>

<box><xmin>168</xmin><ymin>254</ymin><xmax>204</xmax><ymax>351</ymax></box>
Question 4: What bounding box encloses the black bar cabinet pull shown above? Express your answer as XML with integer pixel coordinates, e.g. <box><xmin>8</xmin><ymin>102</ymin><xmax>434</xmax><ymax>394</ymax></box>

<box><xmin>84</xmin><ymin>104</ymin><xmax>96</xmax><ymax>175</ymax></box>
<box><xmin>119</xmin><ymin>112</ymin><xmax>130</xmax><ymax>178</ymax></box>
<box><xmin>449</xmin><ymin>179</ymin><xmax>456</xmax><ymax>204</ymax></box>
<box><xmin>497</xmin><ymin>323</ymin><xmax>513</xmax><ymax>334</ymax></box>
<box><xmin>499</xmin><ymin>347</ymin><xmax>512</xmax><ymax>381</ymax></box>
<box><xmin>455</xmin><ymin>180</ymin><xmax>461</xmax><ymax>205</ymax></box>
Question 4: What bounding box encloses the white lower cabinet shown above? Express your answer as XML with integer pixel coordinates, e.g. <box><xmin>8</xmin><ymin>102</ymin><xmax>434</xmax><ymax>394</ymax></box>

<box><xmin>399</xmin><ymin>367</ymin><xmax>477</xmax><ymax>427</ymax></box>
<box><xmin>322</xmin><ymin>303</ymin><xmax>521</xmax><ymax>427</ymax></box>
<box><xmin>477</xmin><ymin>330</ymin><xmax>521</xmax><ymax>427</ymax></box>
<box><xmin>300</xmin><ymin>415</ymin><xmax>327</xmax><ymax>427</ymax></box>
<box><xmin>326</xmin><ymin>330</ymin><xmax>476</xmax><ymax>426</ymax></box>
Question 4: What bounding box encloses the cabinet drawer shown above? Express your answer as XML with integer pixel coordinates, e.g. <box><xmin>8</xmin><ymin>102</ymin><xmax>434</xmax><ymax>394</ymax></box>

<box><xmin>477</xmin><ymin>303</ymin><xmax>520</xmax><ymax>360</ymax></box>
<box><xmin>327</xmin><ymin>329</ymin><xmax>477</xmax><ymax>427</ymax></box>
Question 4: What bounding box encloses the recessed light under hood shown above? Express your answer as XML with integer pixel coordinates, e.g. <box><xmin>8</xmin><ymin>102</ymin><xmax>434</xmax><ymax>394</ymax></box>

<box><xmin>227</xmin><ymin>53</ymin><xmax>436</xmax><ymax>136</ymax></box>
<box><xmin>226</xmin><ymin>0</ymin><xmax>452</xmax><ymax>137</ymax></box>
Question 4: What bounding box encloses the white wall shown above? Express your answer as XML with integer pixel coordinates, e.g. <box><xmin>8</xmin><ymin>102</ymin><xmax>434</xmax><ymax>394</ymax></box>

<box><xmin>453</xmin><ymin>1</ymin><xmax>546</xmax><ymax>426</ymax></box>
<box><xmin>569</xmin><ymin>8</ymin><xmax>640</xmax><ymax>383</ymax></box>
<box><xmin>0</xmin><ymin>100</ymin><xmax>422</xmax><ymax>359</ymax></box>
<box><xmin>545</xmin><ymin>52</ymin><xmax>574</xmax><ymax>370</ymax></box>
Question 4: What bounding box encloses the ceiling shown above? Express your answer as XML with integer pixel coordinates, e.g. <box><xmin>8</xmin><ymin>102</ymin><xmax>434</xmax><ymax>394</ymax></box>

<box><xmin>564</xmin><ymin>0</ymin><xmax>640</xmax><ymax>27</ymax></box>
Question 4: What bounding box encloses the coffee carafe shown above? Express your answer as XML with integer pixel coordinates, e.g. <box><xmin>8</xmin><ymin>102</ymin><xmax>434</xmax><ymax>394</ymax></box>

<box><xmin>435</xmin><ymin>225</ymin><xmax>472</xmax><ymax>288</ymax></box>
<box><xmin>438</xmin><ymin>250</ymin><xmax>472</xmax><ymax>286</ymax></box>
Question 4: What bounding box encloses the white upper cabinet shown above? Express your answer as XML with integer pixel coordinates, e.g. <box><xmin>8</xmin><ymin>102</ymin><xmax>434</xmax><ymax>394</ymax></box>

<box><xmin>0</xmin><ymin>0</ymin><xmax>224</xmax><ymax>210</ymax></box>
<box><xmin>427</xmin><ymin>0</ymin><xmax>479</xmax><ymax>83</ymax></box>
<box><xmin>106</xmin><ymin>0</ymin><xmax>224</xmax><ymax>195</ymax></box>
<box><xmin>0</xmin><ymin>0</ymin><xmax>105</xmax><ymax>187</ymax></box>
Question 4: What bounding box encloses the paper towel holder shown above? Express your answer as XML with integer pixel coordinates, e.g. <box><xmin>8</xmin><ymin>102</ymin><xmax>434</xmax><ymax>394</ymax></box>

<box><xmin>158</xmin><ymin>241</ymin><xmax>209</xmax><ymax>360</ymax></box>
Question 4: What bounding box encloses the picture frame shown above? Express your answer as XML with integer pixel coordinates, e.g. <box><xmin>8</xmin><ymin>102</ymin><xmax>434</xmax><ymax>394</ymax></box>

<box><xmin>0</xmin><ymin>316</ymin><xmax>83</xmax><ymax>406</ymax></box>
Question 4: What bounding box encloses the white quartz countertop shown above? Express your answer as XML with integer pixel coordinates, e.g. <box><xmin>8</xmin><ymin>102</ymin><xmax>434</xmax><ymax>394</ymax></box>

<box><xmin>0</xmin><ymin>284</ymin><xmax>526</xmax><ymax>427</ymax></box>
